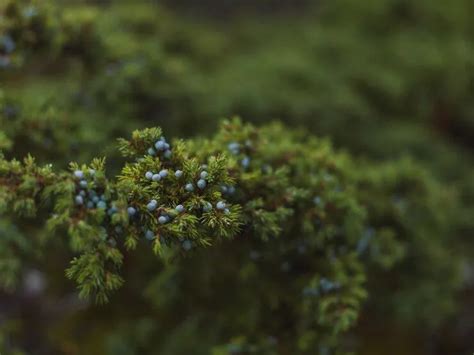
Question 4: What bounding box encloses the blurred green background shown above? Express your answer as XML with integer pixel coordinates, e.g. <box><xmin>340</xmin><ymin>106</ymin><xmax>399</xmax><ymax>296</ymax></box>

<box><xmin>1</xmin><ymin>0</ymin><xmax>473</xmax><ymax>354</ymax></box>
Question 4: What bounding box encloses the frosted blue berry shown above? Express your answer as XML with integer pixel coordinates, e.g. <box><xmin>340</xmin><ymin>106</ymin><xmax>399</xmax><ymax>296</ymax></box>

<box><xmin>182</xmin><ymin>240</ymin><xmax>192</xmax><ymax>251</ymax></box>
<box><xmin>92</xmin><ymin>196</ymin><xmax>100</xmax><ymax>203</ymax></box>
<box><xmin>152</xmin><ymin>174</ymin><xmax>161</xmax><ymax>182</ymax></box>
<box><xmin>127</xmin><ymin>207</ymin><xmax>137</xmax><ymax>216</ymax></box>
<box><xmin>148</xmin><ymin>147</ymin><xmax>156</xmax><ymax>156</ymax></box>
<box><xmin>281</xmin><ymin>262</ymin><xmax>291</xmax><ymax>272</ymax></box>
<box><xmin>249</xmin><ymin>250</ymin><xmax>260</xmax><ymax>260</ymax></box>
<box><xmin>100</xmin><ymin>195</ymin><xmax>107</xmax><ymax>201</ymax></box>
<box><xmin>147</xmin><ymin>200</ymin><xmax>157</xmax><ymax>211</ymax></box>
<box><xmin>313</xmin><ymin>196</ymin><xmax>322</xmax><ymax>206</ymax></box>
<box><xmin>185</xmin><ymin>183</ymin><xmax>194</xmax><ymax>192</ymax></box>
<box><xmin>228</xmin><ymin>142</ymin><xmax>240</xmax><ymax>154</ymax></box>
<box><xmin>75</xmin><ymin>195</ymin><xmax>84</xmax><ymax>205</ymax></box>
<box><xmin>145</xmin><ymin>171</ymin><xmax>153</xmax><ymax>180</ymax></box>
<box><xmin>97</xmin><ymin>201</ymin><xmax>107</xmax><ymax>209</ymax></box>
<box><xmin>158</xmin><ymin>216</ymin><xmax>168</xmax><ymax>224</ymax></box>
<box><xmin>241</xmin><ymin>157</ymin><xmax>250</xmax><ymax>168</ymax></box>
<box><xmin>203</xmin><ymin>202</ymin><xmax>212</xmax><ymax>212</ymax></box>
<box><xmin>79</xmin><ymin>190</ymin><xmax>86</xmax><ymax>197</ymax></box>
<box><xmin>86</xmin><ymin>201</ymin><xmax>94</xmax><ymax>209</ymax></box>
<box><xmin>159</xmin><ymin>169</ymin><xmax>168</xmax><ymax>178</ymax></box>
<box><xmin>164</xmin><ymin>150</ymin><xmax>172</xmax><ymax>159</ymax></box>
<box><xmin>224</xmin><ymin>208</ymin><xmax>230</xmax><ymax>215</ymax></box>
<box><xmin>108</xmin><ymin>207</ymin><xmax>118</xmax><ymax>216</ymax></box>
<box><xmin>197</xmin><ymin>179</ymin><xmax>206</xmax><ymax>190</ymax></box>
<box><xmin>297</xmin><ymin>244</ymin><xmax>307</xmax><ymax>254</ymax></box>
<box><xmin>175</xmin><ymin>170</ymin><xmax>183</xmax><ymax>178</ymax></box>
<box><xmin>216</xmin><ymin>201</ymin><xmax>226</xmax><ymax>210</ymax></box>
<box><xmin>74</xmin><ymin>170</ymin><xmax>84</xmax><ymax>179</ymax></box>
<box><xmin>200</xmin><ymin>171</ymin><xmax>208</xmax><ymax>179</ymax></box>
<box><xmin>228</xmin><ymin>186</ymin><xmax>236</xmax><ymax>194</ymax></box>
<box><xmin>155</xmin><ymin>140</ymin><xmax>165</xmax><ymax>151</ymax></box>
<box><xmin>0</xmin><ymin>57</ymin><xmax>10</xmax><ymax>68</ymax></box>
<box><xmin>145</xmin><ymin>230</ymin><xmax>155</xmax><ymax>240</ymax></box>
<box><xmin>79</xmin><ymin>180</ymin><xmax>88</xmax><ymax>188</ymax></box>
<box><xmin>221</xmin><ymin>185</ymin><xmax>228</xmax><ymax>193</ymax></box>
<box><xmin>164</xmin><ymin>143</ymin><xmax>170</xmax><ymax>150</ymax></box>
<box><xmin>23</xmin><ymin>6</ymin><xmax>38</xmax><ymax>18</ymax></box>
<box><xmin>175</xmin><ymin>205</ymin><xmax>185</xmax><ymax>213</ymax></box>
<box><xmin>1</xmin><ymin>35</ymin><xmax>15</xmax><ymax>54</ymax></box>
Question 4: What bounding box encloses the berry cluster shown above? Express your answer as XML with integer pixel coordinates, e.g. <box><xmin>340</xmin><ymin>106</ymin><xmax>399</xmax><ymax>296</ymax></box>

<box><xmin>147</xmin><ymin>136</ymin><xmax>172</xmax><ymax>159</ymax></box>
<box><xmin>145</xmin><ymin>169</ymin><xmax>169</xmax><ymax>182</ymax></box>
<box><xmin>227</xmin><ymin>141</ymin><xmax>252</xmax><ymax>169</ymax></box>
<box><xmin>302</xmin><ymin>278</ymin><xmax>341</xmax><ymax>297</ymax></box>
<box><xmin>73</xmin><ymin>169</ymin><xmax>115</xmax><ymax>215</ymax></box>
<box><xmin>0</xmin><ymin>34</ymin><xmax>15</xmax><ymax>68</ymax></box>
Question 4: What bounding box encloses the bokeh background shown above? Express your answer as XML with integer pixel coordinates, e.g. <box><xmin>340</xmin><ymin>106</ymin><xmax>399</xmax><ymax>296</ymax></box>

<box><xmin>1</xmin><ymin>0</ymin><xmax>473</xmax><ymax>354</ymax></box>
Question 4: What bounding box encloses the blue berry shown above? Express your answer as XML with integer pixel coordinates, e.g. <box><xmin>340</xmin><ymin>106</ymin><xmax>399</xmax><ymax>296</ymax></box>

<box><xmin>108</xmin><ymin>207</ymin><xmax>118</xmax><ymax>216</ymax></box>
<box><xmin>249</xmin><ymin>250</ymin><xmax>260</xmax><ymax>260</ymax></box>
<box><xmin>145</xmin><ymin>171</ymin><xmax>153</xmax><ymax>180</ymax></box>
<box><xmin>241</xmin><ymin>157</ymin><xmax>250</xmax><ymax>168</ymax></box>
<box><xmin>147</xmin><ymin>200</ymin><xmax>157</xmax><ymax>211</ymax></box>
<box><xmin>221</xmin><ymin>185</ymin><xmax>228</xmax><ymax>193</ymax></box>
<box><xmin>203</xmin><ymin>202</ymin><xmax>212</xmax><ymax>212</ymax></box>
<box><xmin>1</xmin><ymin>35</ymin><xmax>15</xmax><ymax>54</ymax></box>
<box><xmin>224</xmin><ymin>208</ymin><xmax>230</xmax><ymax>215</ymax></box>
<box><xmin>152</xmin><ymin>174</ymin><xmax>161</xmax><ymax>182</ymax></box>
<box><xmin>100</xmin><ymin>195</ymin><xmax>107</xmax><ymax>201</ymax></box>
<box><xmin>159</xmin><ymin>169</ymin><xmax>168</xmax><ymax>178</ymax></box>
<box><xmin>75</xmin><ymin>195</ymin><xmax>84</xmax><ymax>205</ymax></box>
<box><xmin>182</xmin><ymin>240</ymin><xmax>192</xmax><ymax>251</ymax></box>
<box><xmin>74</xmin><ymin>170</ymin><xmax>84</xmax><ymax>179</ymax></box>
<box><xmin>297</xmin><ymin>244</ymin><xmax>307</xmax><ymax>254</ymax></box>
<box><xmin>175</xmin><ymin>170</ymin><xmax>183</xmax><ymax>178</ymax></box>
<box><xmin>86</xmin><ymin>201</ymin><xmax>94</xmax><ymax>209</ymax></box>
<box><xmin>164</xmin><ymin>143</ymin><xmax>170</xmax><ymax>150</ymax></box>
<box><xmin>228</xmin><ymin>142</ymin><xmax>240</xmax><ymax>154</ymax></box>
<box><xmin>200</xmin><ymin>171</ymin><xmax>208</xmax><ymax>179</ymax></box>
<box><xmin>0</xmin><ymin>57</ymin><xmax>10</xmax><ymax>68</ymax></box>
<box><xmin>158</xmin><ymin>216</ymin><xmax>168</xmax><ymax>224</ymax></box>
<box><xmin>155</xmin><ymin>140</ymin><xmax>165</xmax><ymax>151</ymax></box>
<box><xmin>79</xmin><ymin>190</ymin><xmax>86</xmax><ymax>197</ymax></box>
<box><xmin>185</xmin><ymin>183</ymin><xmax>194</xmax><ymax>192</ymax></box>
<box><xmin>313</xmin><ymin>196</ymin><xmax>322</xmax><ymax>206</ymax></box>
<box><xmin>228</xmin><ymin>186</ymin><xmax>236</xmax><ymax>194</ymax></box>
<box><xmin>216</xmin><ymin>201</ymin><xmax>226</xmax><ymax>210</ymax></box>
<box><xmin>92</xmin><ymin>196</ymin><xmax>100</xmax><ymax>203</ymax></box>
<box><xmin>23</xmin><ymin>6</ymin><xmax>38</xmax><ymax>18</ymax></box>
<box><xmin>145</xmin><ymin>230</ymin><xmax>155</xmax><ymax>240</ymax></box>
<box><xmin>79</xmin><ymin>180</ymin><xmax>88</xmax><ymax>188</ymax></box>
<box><xmin>97</xmin><ymin>201</ymin><xmax>107</xmax><ymax>209</ymax></box>
<box><xmin>197</xmin><ymin>179</ymin><xmax>207</xmax><ymax>190</ymax></box>
<box><xmin>127</xmin><ymin>207</ymin><xmax>137</xmax><ymax>216</ymax></box>
<box><xmin>148</xmin><ymin>147</ymin><xmax>156</xmax><ymax>156</ymax></box>
<box><xmin>175</xmin><ymin>205</ymin><xmax>185</xmax><ymax>213</ymax></box>
<box><xmin>164</xmin><ymin>150</ymin><xmax>172</xmax><ymax>159</ymax></box>
<box><xmin>281</xmin><ymin>262</ymin><xmax>291</xmax><ymax>272</ymax></box>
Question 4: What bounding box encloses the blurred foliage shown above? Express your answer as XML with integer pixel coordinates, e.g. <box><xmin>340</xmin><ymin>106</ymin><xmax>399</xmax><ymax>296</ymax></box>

<box><xmin>0</xmin><ymin>0</ymin><xmax>473</xmax><ymax>354</ymax></box>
